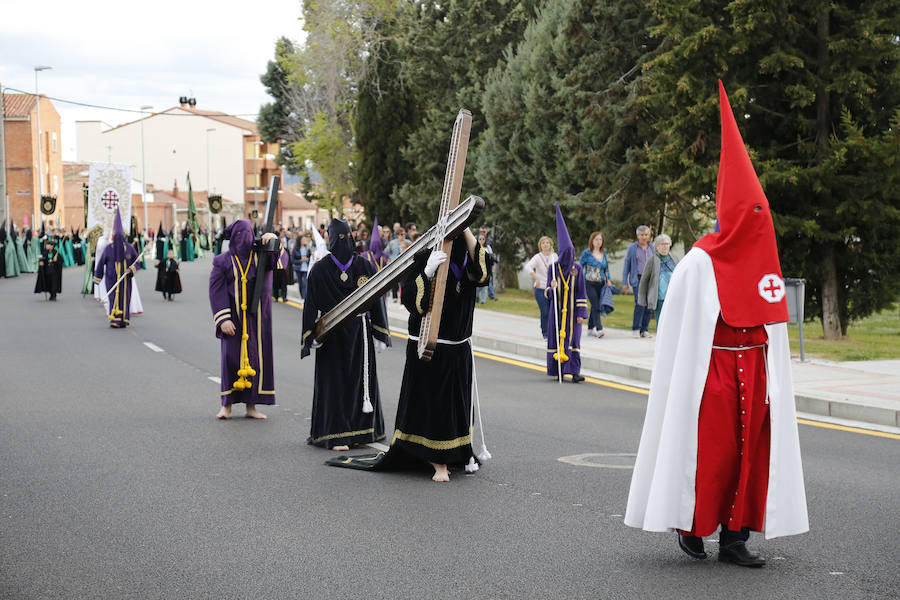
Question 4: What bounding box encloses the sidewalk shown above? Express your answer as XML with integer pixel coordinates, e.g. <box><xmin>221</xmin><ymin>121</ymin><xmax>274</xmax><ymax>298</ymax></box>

<box><xmin>289</xmin><ymin>287</ymin><xmax>900</xmax><ymax>431</ymax></box>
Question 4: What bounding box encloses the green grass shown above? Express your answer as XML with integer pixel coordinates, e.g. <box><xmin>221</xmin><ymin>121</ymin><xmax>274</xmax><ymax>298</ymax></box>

<box><xmin>483</xmin><ymin>288</ymin><xmax>900</xmax><ymax>361</ymax></box>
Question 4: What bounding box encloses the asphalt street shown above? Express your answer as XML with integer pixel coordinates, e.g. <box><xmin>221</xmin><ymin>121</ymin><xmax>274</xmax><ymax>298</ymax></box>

<box><xmin>1</xmin><ymin>259</ymin><xmax>898</xmax><ymax>599</ymax></box>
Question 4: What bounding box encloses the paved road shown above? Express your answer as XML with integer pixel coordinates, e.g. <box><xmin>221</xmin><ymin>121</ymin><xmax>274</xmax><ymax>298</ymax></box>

<box><xmin>1</xmin><ymin>260</ymin><xmax>897</xmax><ymax>599</ymax></box>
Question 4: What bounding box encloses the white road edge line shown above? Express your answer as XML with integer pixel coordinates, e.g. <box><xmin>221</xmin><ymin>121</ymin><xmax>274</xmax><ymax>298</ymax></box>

<box><xmin>365</xmin><ymin>442</ymin><xmax>390</xmax><ymax>452</ymax></box>
<box><xmin>143</xmin><ymin>342</ymin><xmax>164</xmax><ymax>353</ymax></box>
<box><xmin>208</xmin><ymin>376</ymin><xmax>221</xmax><ymax>384</ymax></box>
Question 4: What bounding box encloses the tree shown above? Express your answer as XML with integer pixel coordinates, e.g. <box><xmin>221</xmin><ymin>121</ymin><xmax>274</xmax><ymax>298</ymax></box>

<box><xmin>258</xmin><ymin>37</ymin><xmax>304</xmax><ymax>175</ymax></box>
<box><xmin>354</xmin><ymin>32</ymin><xmax>418</xmax><ymax>224</ymax></box>
<box><xmin>260</xmin><ymin>1</ymin><xmax>397</xmax><ymax>201</ymax></box>
<box><xmin>390</xmin><ymin>0</ymin><xmax>540</xmax><ymax>231</ymax></box>
<box><xmin>644</xmin><ymin>0</ymin><xmax>900</xmax><ymax>337</ymax></box>
<box><xmin>476</xmin><ymin>0</ymin><xmax>661</xmax><ymax>267</ymax></box>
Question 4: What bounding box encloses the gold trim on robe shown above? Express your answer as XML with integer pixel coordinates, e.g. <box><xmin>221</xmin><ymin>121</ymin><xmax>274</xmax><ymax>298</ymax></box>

<box><xmin>391</xmin><ymin>428</ymin><xmax>472</xmax><ymax>450</ymax></box>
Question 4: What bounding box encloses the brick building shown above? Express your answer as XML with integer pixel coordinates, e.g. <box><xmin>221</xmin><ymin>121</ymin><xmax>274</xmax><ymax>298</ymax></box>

<box><xmin>2</xmin><ymin>93</ymin><xmax>65</xmax><ymax>228</ymax></box>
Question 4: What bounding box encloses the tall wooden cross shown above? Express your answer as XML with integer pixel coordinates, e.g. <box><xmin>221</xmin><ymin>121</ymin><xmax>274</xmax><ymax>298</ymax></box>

<box><xmin>312</xmin><ymin>109</ymin><xmax>480</xmax><ymax>358</ymax></box>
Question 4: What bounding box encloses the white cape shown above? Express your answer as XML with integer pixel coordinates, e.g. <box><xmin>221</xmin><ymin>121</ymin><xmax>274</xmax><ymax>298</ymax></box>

<box><xmin>624</xmin><ymin>248</ymin><xmax>808</xmax><ymax>539</ymax></box>
<box><xmin>93</xmin><ymin>236</ymin><xmax>143</xmax><ymax>315</ymax></box>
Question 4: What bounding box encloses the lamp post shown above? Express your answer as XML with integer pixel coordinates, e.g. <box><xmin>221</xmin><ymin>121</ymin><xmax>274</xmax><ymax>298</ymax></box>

<box><xmin>34</xmin><ymin>65</ymin><xmax>52</xmax><ymax>224</ymax></box>
<box><xmin>140</xmin><ymin>105</ymin><xmax>153</xmax><ymax>235</ymax></box>
<box><xmin>206</xmin><ymin>127</ymin><xmax>215</xmax><ymax>234</ymax></box>
<box><xmin>253</xmin><ymin>140</ymin><xmax>264</xmax><ymax>221</ymax></box>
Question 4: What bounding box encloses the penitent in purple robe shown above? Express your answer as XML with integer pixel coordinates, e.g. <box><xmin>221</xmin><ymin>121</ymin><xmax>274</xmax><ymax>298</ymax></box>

<box><xmin>94</xmin><ymin>210</ymin><xmax>138</xmax><ymax>328</ymax></box>
<box><xmin>209</xmin><ymin>220</ymin><xmax>276</xmax><ymax>407</ymax></box>
<box><xmin>545</xmin><ymin>262</ymin><xmax>588</xmax><ymax>376</ymax></box>
<box><xmin>546</xmin><ymin>203</ymin><xmax>588</xmax><ymax>377</ymax></box>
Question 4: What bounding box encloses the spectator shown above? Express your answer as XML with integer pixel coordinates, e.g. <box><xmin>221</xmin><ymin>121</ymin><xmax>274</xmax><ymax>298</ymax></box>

<box><xmin>476</xmin><ymin>232</ymin><xmax>495</xmax><ymax>303</ymax></box>
<box><xmin>579</xmin><ymin>231</ymin><xmax>612</xmax><ymax>338</ymax></box>
<box><xmin>479</xmin><ymin>226</ymin><xmax>497</xmax><ymax>300</ymax></box>
<box><xmin>622</xmin><ymin>225</ymin><xmax>654</xmax><ymax>338</ymax></box>
<box><xmin>291</xmin><ymin>234</ymin><xmax>311</xmax><ymax>300</ymax></box>
<box><xmin>525</xmin><ymin>236</ymin><xmax>558</xmax><ymax>339</ymax></box>
<box><xmin>392</xmin><ymin>222</ymin><xmax>403</xmax><ymax>240</ymax></box>
<box><xmin>638</xmin><ymin>234</ymin><xmax>677</xmax><ymax>329</ymax></box>
<box><xmin>406</xmin><ymin>222</ymin><xmax>417</xmax><ymax>239</ymax></box>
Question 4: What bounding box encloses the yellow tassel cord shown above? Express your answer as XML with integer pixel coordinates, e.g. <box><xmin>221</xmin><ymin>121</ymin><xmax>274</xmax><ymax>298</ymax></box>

<box><xmin>553</xmin><ymin>265</ymin><xmax>571</xmax><ymax>363</ymax></box>
<box><xmin>109</xmin><ymin>262</ymin><xmax>124</xmax><ymax>320</ymax></box>
<box><xmin>232</xmin><ymin>256</ymin><xmax>256</xmax><ymax>390</ymax></box>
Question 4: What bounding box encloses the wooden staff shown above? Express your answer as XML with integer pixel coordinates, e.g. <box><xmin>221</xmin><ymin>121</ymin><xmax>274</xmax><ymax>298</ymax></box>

<box><xmin>104</xmin><ymin>243</ymin><xmax>150</xmax><ymax>297</ymax></box>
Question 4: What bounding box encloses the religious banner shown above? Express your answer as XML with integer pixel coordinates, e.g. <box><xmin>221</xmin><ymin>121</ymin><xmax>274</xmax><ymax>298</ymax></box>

<box><xmin>87</xmin><ymin>162</ymin><xmax>132</xmax><ymax>236</ymax></box>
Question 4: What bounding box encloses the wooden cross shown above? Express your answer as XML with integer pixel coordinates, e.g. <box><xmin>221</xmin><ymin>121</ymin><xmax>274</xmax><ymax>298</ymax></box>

<box><xmin>313</xmin><ymin>109</ymin><xmax>479</xmax><ymax>359</ymax></box>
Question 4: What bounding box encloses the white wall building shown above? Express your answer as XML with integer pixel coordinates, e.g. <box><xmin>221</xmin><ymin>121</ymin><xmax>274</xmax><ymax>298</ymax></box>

<box><xmin>76</xmin><ymin>105</ymin><xmax>267</xmax><ymax>209</ymax></box>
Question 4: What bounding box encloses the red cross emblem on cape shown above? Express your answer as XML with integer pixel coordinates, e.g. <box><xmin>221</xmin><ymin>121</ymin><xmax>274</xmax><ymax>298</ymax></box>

<box><xmin>757</xmin><ymin>274</ymin><xmax>785</xmax><ymax>303</ymax></box>
<box><xmin>100</xmin><ymin>188</ymin><xmax>120</xmax><ymax>211</ymax></box>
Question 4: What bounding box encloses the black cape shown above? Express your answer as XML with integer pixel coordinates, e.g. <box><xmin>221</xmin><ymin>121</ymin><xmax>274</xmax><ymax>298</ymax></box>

<box><xmin>72</xmin><ymin>230</ymin><xmax>85</xmax><ymax>265</ymax></box>
<box><xmin>34</xmin><ymin>245</ymin><xmax>63</xmax><ymax>295</ymax></box>
<box><xmin>156</xmin><ymin>258</ymin><xmax>181</xmax><ymax>294</ymax></box>
<box><xmin>301</xmin><ymin>253</ymin><xmax>391</xmax><ymax>449</ymax></box>
<box><xmin>327</xmin><ymin>241</ymin><xmax>490</xmax><ymax>470</ymax></box>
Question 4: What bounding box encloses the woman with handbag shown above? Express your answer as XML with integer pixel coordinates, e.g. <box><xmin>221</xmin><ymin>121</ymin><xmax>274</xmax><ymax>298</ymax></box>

<box><xmin>579</xmin><ymin>232</ymin><xmax>612</xmax><ymax>337</ymax></box>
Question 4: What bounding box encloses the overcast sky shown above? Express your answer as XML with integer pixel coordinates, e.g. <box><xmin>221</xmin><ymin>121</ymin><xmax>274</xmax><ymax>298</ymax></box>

<box><xmin>1</xmin><ymin>0</ymin><xmax>305</xmax><ymax>161</ymax></box>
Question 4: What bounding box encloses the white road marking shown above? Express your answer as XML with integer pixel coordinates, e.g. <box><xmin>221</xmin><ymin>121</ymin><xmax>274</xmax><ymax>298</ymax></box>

<box><xmin>143</xmin><ymin>342</ymin><xmax>164</xmax><ymax>353</ymax></box>
<box><xmin>365</xmin><ymin>442</ymin><xmax>390</xmax><ymax>452</ymax></box>
<box><xmin>829</xmin><ymin>572</ymin><xmax>845</xmax><ymax>576</ymax></box>
<box><xmin>208</xmin><ymin>376</ymin><xmax>221</xmax><ymax>384</ymax></box>
<box><xmin>557</xmin><ymin>453</ymin><xmax>637</xmax><ymax>469</ymax></box>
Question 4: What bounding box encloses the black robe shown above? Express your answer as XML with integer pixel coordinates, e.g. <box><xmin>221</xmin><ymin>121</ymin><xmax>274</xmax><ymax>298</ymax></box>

<box><xmin>72</xmin><ymin>231</ymin><xmax>85</xmax><ymax>265</ymax></box>
<box><xmin>0</xmin><ymin>228</ymin><xmax>6</xmax><ymax>278</ymax></box>
<box><xmin>327</xmin><ymin>241</ymin><xmax>490</xmax><ymax>470</ymax></box>
<box><xmin>156</xmin><ymin>258</ymin><xmax>181</xmax><ymax>294</ymax></box>
<box><xmin>34</xmin><ymin>246</ymin><xmax>63</xmax><ymax>295</ymax></box>
<box><xmin>301</xmin><ymin>254</ymin><xmax>391</xmax><ymax>449</ymax></box>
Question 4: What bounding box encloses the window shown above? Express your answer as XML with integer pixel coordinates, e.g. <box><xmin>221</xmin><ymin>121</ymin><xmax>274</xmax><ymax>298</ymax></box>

<box><xmin>51</xmin><ymin>131</ymin><xmax>57</xmax><ymax>153</ymax></box>
<box><xmin>53</xmin><ymin>175</ymin><xmax>58</xmax><ymax>195</ymax></box>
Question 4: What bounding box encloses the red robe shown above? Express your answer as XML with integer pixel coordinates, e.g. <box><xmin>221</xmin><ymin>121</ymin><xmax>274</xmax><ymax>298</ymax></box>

<box><xmin>688</xmin><ymin>316</ymin><xmax>771</xmax><ymax>536</ymax></box>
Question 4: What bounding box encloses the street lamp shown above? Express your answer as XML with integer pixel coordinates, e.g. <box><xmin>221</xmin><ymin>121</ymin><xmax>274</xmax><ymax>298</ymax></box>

<box><xmin>34</xmin><ymin>65</ymin><xmax>52</xmax><ymax>225</ymax></box>
<box><xmin>253</xmin><ymin>140</ymin><xmax>264</xmax><ymax>220</ymax></box>
<box><xmin>206</xmin><ymin>127</ymin><xmax>215</xmax><ymax>234</ymax></box>
<box><xmin>140</xmin><ymin>105</ymin><xmax>153</xmax><ymax>234</ymax></box>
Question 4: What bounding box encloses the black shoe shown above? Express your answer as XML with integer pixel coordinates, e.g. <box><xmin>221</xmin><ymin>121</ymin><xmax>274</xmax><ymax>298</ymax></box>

<box><xmin>677</xmin><ymin>533</ymin><xmax>707</xmax><ymax>560</ymax></box>
<box><xmin>718</xmin><ymin>541</ymin><xmax>766</xmax><ymax>568</ymax></box>
<box><xmin>571</xmin><ymin>374</ymin><xmax>585</xmax><ymax>383</ymax></box>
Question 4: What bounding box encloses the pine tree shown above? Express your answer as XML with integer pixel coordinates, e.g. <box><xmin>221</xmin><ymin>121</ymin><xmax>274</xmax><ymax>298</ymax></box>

<box><xmin>390</xmin><ymin>0</ymin><xmax>540</xmax><ymax>230</ymax></box>
<box><xmin>354</xmin><ymin>33</ymin><xmax>418</xmax><ymax>224</ymax></box>
<box><xmin>645</xmin><ymin>0</ymin><xmax>900</xmax><ymax>336</ymax></box>
<box><xmin>258</xmin><ymin>37</ymin><xmax>303</xmax><ymax>175</ymax></box>
<box><xmin>475</xmin><ymin>0</ymin><xmax>661</xmax><ymax>264</ymax></box>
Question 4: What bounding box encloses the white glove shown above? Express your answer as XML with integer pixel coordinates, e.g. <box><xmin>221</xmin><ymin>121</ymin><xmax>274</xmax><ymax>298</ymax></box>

<box><xmin>374</xmin><ymin>339</ymin><xmax>387</xmax><ymax>353</ymax></box>
<box><xmin>424</xmin><ymin>250</ymin><xmax>448</xmax><ymax>278</ymax></box>
<box><xmin>310</xmin><ymin>340</ymin><xmax>323</xmax><ymax>350</ymax></box>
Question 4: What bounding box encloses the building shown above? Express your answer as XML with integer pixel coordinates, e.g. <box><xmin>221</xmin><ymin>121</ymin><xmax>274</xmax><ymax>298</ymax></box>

<box><xmin>1</xmin><ymin>93</ymin><xmax>65</xmax><ymax>228</ymax></box>
<box><xmin>280</xmin><ymin>189</ymin><xmax>330</xmax><ymax>233</ymax></box>
<box><xmin>75</xmin><ymin>100</ymin><xmax>282</xmax><ymax>230</ymax></box>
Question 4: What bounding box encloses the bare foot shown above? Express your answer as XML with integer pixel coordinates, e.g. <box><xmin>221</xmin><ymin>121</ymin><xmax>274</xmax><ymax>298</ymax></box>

<box><xmin>331</xmin><ymin>445</ymin><xmax>350</xmax><ymax>451</ymax></box>
<box><xmin>245</xmin><ymin>405</ymin><xmax>267</xmax><ymax>419</ymax></box>
<box><xmin>430</xmin><ymin>463</ymin><xmax>450</xmax><ymax>482</ymax></box>
<box><xmin>216</xmin><ymin>405</ymin><xmax>231</xmax><ymax>419</ymax></box>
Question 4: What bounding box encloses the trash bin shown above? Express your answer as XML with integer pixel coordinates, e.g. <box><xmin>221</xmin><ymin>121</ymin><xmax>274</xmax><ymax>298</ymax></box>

<box><xmin>784</xmin><ymin>278</ymin><xmax>806</xmax><ymax>362</ymax></box>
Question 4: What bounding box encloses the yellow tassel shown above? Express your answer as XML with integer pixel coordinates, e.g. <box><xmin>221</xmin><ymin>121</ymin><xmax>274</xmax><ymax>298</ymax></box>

<box><xmin>555</xmin><ymin>265</ymin><xmax>571</xmax><ymax>363</ymax></box>
<box><xmin>233</xmin><ymin>255</ymin><xmax>256</xmax><ymax>393</ymax></box>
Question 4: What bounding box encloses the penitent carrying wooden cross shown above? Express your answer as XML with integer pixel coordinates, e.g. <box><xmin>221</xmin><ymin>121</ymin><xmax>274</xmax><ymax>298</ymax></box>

<box><xmin>312</xmin><ymin>109</ymin><xmax>482</xmax><ymax>359</ymax></box>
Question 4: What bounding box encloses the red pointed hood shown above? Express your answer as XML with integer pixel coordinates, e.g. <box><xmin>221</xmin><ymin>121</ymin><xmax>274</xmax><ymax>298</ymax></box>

<box><xmin>693</xmin><ymin>81</ymin><xmax>788</xmax><ymax>326</ymax></box>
